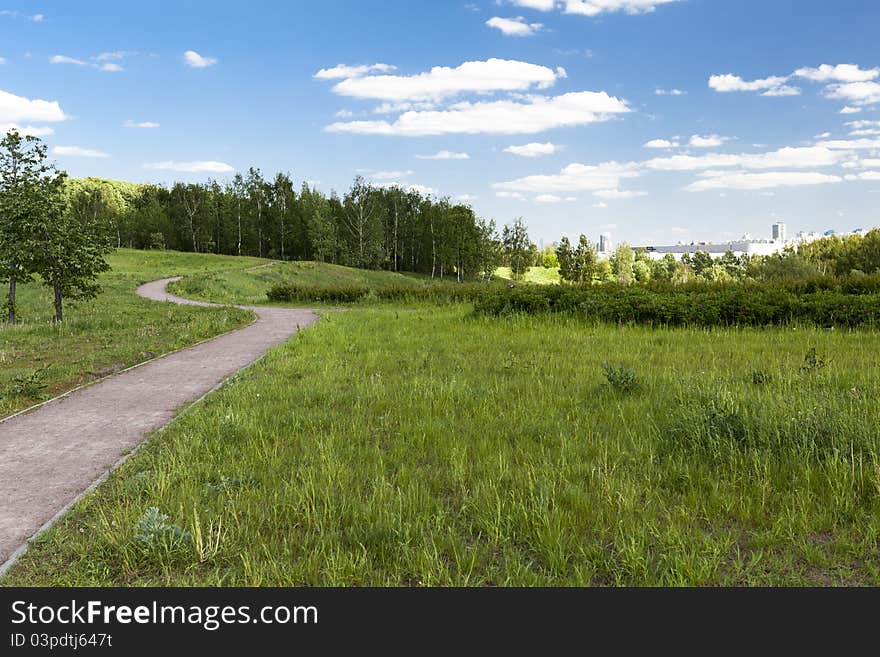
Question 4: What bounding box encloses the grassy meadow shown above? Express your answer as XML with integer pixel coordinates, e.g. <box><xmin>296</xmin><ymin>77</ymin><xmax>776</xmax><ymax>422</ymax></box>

<box><xmin>6</xmin><ymin>293</ymin><xmax>880</xmax><ymax>585</ymax></box>
<box><xmin>0</xmin><ymin>249</ymin><xmax>258</xmax><ymax>418</ymax></box>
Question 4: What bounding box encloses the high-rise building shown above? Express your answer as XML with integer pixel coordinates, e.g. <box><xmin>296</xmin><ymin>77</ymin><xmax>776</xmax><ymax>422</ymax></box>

<box><xmin>599</xmin><ymin>232</ymin><xmax>612</xmax><ymax>254</ymax></box>
<box><xmin>772</xmin><ymin>222</ymin><xmax>787</xmax><ymax>242</ymax></box>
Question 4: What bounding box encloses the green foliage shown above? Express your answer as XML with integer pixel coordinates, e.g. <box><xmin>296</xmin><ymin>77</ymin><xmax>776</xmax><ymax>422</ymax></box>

<box><xmin>133</xmin><ymin>507</ymin><xmax>192</xmax><ymax>555</ymax></box>
<box><xmin>800</xmin><ymin>347</ymin><xmax>828</xmax><ymax>373</ymax></box>
<box><xmin>473</xmin><ymin>282</ymin><xmax>880</xmax><ymax>328</ymax></box>
<box><xmin>267</xmin><ymin>283</ymin><xmax>370</xmax><ymax>303</ymax></box>
<box><xmin>602</xmin><ymin>362</ymin><xmax>640</xmax><ymax>394</ymax></box>
<box><xmin>3</xmin><ymin>367</ymin><xmax>49</xmax><ymax>400</ymax></box>
<box><xmin>502</xmin><ymin>218</ymin><xmax>535</xmax><ymax>281</ymax></box>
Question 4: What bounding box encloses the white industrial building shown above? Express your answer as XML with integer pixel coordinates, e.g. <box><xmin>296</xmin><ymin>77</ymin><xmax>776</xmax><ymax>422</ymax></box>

<box><xmin>636</xmin><ymin>222</ymin><xmax>855</xmax><ymax>261</ymax></box>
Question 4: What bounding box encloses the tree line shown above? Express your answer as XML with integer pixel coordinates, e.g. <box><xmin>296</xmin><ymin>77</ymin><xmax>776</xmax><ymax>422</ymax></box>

<box><xmin>552</xmin><ymin>231</ymin><xmax>880</xmax><ymax>287</ymax></box>
<box><xmin>71</xmin><ymin>169</ymin><xmax>507</xmax><ymax>283</ymax></box>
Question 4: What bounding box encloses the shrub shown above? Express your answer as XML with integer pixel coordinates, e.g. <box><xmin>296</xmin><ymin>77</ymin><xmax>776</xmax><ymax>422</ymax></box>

<box><xmin>267</xmin><ymin>283</ymin><xmax>369</xmax><ymax>303</ymax></box>
<box><xmin>602</xmin><ymin>363</ymin><xmax>640</xmax><ymax>394</ymax></box>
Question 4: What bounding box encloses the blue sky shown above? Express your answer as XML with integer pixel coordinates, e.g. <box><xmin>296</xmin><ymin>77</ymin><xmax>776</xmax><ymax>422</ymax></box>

<box><xmin>1</xmin><ymin>0</ymin><xmax>879</xmax><ymax>245</ymax></box>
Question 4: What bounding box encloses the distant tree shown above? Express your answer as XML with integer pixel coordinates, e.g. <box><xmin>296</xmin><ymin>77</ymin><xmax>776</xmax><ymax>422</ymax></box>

<box><xmin>651</xmin><ymin>253</ymin><xmax>677</xmax><ymax>282</ymax></box>
<box><xmin>556</xmin><ymin>237</ymin><xmax>573</xmax><ymax>283</ymax></box>
<box><xmin>633</xmin><ymin>259</ymin><xmax>652</xmax><ymax>283</ymax></box>
<box><xmin>272</xmin><ymin>172</ymin><xmax>295</xmax><ymax>260</ymax></box>
<box><xmin>611</xmin><ymin>242</ymin><xmax>635</xmax><ymax>285</ymax></box>
<box><xmin>594</xmin><ymin>259</ymin><xmax>615</xmax><ymax>283</ymax></box>
<box><xmin>474</xmin><ymin>218</ymin><xmax>502</xmax><ymax>282</ymax></box>
<box><xmin>541</xmin><ymin>244</ymin><xmax>559</xmax><ymax>269</ymax></box>
<box><xmin>502</xmin><ymin>218</ymin><xmax>534</xmax><ymax>281</ymax></box>
<box><xmin>0</xmin><ymin>130</ymin><xmax>65</xmax><ymax>322</ymax></box>
<box><xmin>307</xmin><ymin>207</ymin><xmax>336</xmax><ymax>263</ymax></box>
<box><xmin>689</xmin><ymin>250</ymin><xmax>714</xmax><ymax>277</ymax></box>
<box><xmin>572</xmin><ymin>235</ymin><xmax>598</xmax><ymax>285</ymax></box>
<box><xmin>34</xmin><ymin>186</ymin><xmax>114</xmax><ymax>322</ymax></box>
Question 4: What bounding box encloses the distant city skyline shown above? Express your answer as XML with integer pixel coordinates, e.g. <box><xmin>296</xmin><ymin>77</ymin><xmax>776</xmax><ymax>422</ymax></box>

<box><xmin>1</xmin><ymin>0</ymin><xmax>878</xmax><ymax>245</ymax></box>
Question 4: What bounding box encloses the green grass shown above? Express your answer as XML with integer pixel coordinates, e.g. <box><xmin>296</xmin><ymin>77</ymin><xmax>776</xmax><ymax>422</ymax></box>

<box><xmin>0</xmin><ymin>249</ymin><xmax>259</xmax><ymax>418</ymax></box>
<box><xmin>7</xmin><ymin>306</ymin><xmax>880</xmax><ymax>586</ymax></box>
<box><xmin>167</xmin><ymin>260</ymin><xmax>452</xmax><ymax>306</ymax></box>
<box><xmin>495</xmin><ymin>266</ymin><xmax>560</xmax><ymax>285</ymax></box>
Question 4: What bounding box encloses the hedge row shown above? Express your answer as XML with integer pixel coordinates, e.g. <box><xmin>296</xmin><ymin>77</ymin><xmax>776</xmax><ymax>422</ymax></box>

<box><xmin>266</xmin><ymin>282</ymin><xmax>492</xmax><ymax>304</ymax></box>
<box><xmin>473</xmin><ymin>285</ymin><xmax>880</xmax><ymax>328</ymax></box>
<box><xmin>266</xmin><ymin>284</ymin><xmax>370</xmax><ymax>303</ymax></box>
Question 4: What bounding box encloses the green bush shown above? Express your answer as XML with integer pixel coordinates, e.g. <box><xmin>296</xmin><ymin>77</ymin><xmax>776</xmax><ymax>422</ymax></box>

<box><xmin>267</xmin><ymin>283</ymin><xmax>369</xmax><ymax>303</ymax></box>
<box><xmin>473</xmin><ymin>283</ymin><xmax>880</xmax><ymax>328</ymax></box>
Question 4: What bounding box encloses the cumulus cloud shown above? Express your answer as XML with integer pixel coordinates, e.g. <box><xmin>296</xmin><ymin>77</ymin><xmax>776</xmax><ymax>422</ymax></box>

<box><xmin>314</xmin><ymin>63</ymin><xmax>397</xmax><ymax>80</ymax></box>
<box><xmin>493</xmin><ymin>161</ymin><xmax>640</xmax><ymax>193</ymax></box>
<box><xmin>817</xmin><ymin>138</ymin><xmax>880</xmax><ymax>150</ymax></box>
<box><xmin>824</xmin><ymin>81</ymin><xmax>880</xmax><ymax>107</ymax></box>
<box><xmin>183</xmin><ymin>50</ymin><xmax>217</xmax><ymax>68</ymax></box>
<box><xmin>643</xmin><ymin>138</ymin><xmax>679</xmax><ymax>149</ymax></box>
<box><xmin>486</xmin><ymin>16</ymin><xmax>544</xmax><ymax>36</ymax></box>
<box><xmin>562</xmin><ymin>0</ymin><xmax>683</xmax><ymax>16</ymax></box>
<box><xmin>507</xmin><ymin>0</ymin><xmax>556</xmax><ymax>9</ymax></box>
<box><xmin>326</xmin><ymin>90</ymin><xmax>629</xmax><ymax>136</ymax></box>
<box><xmin>686</xmin><ymin>171</ymin><xmax>843</xmax><ymax>191</ymax></box>
<box><xmin>644</xmin><ymin>146</ymin><xmax>846</xmax><ymax>171</ymax></box>
<box><xmin>655</xmin><ymin>88</ymin><xmax>686</xmax><ymax>96</ymax></box>
<box><xmin>416</xmin><ymin>150</ymin><xmax>470</xmax><ymax>160</ymax></box>
<box><xmin>840</xmin><ymin>106</ymin><xmax>862</xmax><ymax>114</ymax></box>
<box><xmin>794</xmin><ymin>64</ymin><xmax>879</xmax><ymax>83</ymax></box>
<box><xmin>49</xmin><ymin>54</ymin><xmax>87</xmax><ymax>66</ymax></box>
<box><xmin>144</xmin><ymin>161</ymin><xmax>234</xmax><ymax>173</ymax></box>
<box><xmin>689</xmin><ymin>134</ymin><xmax>732</xmax><ymax>148</ymax></box>
<box><xmin>504</xmin><ymin>142</ymin><xmax>560</xmax><ymax>157</ymax></box>
<box><xmin>52</xmin><ymin>146</ymin><xmax>109</xmax><ymax>158</ymax></box>
<box><xmin>0</xmin><ymin>89</ymin><xmax>68</xmax><ymax>123</ymax></box>
<box><xmin>327</xmin><ymin>58</ymin><xmax>566</xmax><ymax>102</ymax></box>
<box><xmin>123</xmin><ymin>120</ymin><xmax>160</xmax><ymax>128</ymax></box>
<box><xmin>593</xmin><ymin>188</ymin><xmax>647</xmax><ymax>199</ymax></box>
<box><xmin>708</xmin><ymin>73</ymin><xmax>800</xmax><ymax>97</ymax></box>
<box><xmin>0</xmin><ymin>123</ymin><xmax>54</xmax><ymax>137</ymax></box>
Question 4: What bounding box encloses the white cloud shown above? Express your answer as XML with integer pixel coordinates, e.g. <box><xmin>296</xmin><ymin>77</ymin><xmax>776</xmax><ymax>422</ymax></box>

<box><xmin>643</xmin><ymin>138</ymin><xmax>679</xmax><ymax>148</ymax></box>
<box><xmin>144</xmin><ymin>161</ymin><xmax>234</xmax><ymax>173</ymax></box>
<box><xmin>496</xmin><ymin>191</ymin><xmax>525</xmax><ymax>199</ymax></box>
<box><xmin>688</xmin><ymin>134</ymin><xmax>731</xmax><ymax>148</ymax></box>
<box><xmin>101</xmin><ymin>62</ymin><xmax>124</xmax><ymax>72</ymax></box>
<box><xmin>593</xmin><ymin>201</ymin><xmax>608</xmax><ymax>208</ymax></box>
<box><xmin>562</xmin><ymin>0</ymin><xmax>683</xmax><ymax>16</ymax></box>
<box><xmin>535</xmin><ymin>194</ymin><xmax>563</xmax><ymax>203</ymax></box>
<box><xmin>96</xmin><ymin>51</ymin><xmax>134</xmax><ymax>61</ymax></box>
<box><xmin>374</xmin><ymin>182</ymin><xmax>436</xmax><ymax>195</ymax></box>
<box><xmin>334</xmin><ymin>109</ymin><xmax>354</xmax><ymax>118</ymax></box>
<box><xmin>360</xmin><ymin>169</ymin><xmax>414</xmax><ymax>180</ymax></box>
<box><xmin>123</xmin><ymin>120</ymin><xmax>160</xmax><ymax>128</ymax></box>
<box><xmin>794</xmin><ymin>64</ymin><xmax>879</xmax><ymax>83</ymax></box>
<box><xmin>818</xmin><ymin>138</ymin><xmax>880</xmax><ymax>150</ymax></box>
<box><xmin>328</xmin><ymin>58</ymin><xmax>566</xmax><ymax>102</ymax></box>
<box><xmin>593</xmin><ymin>188</ymin><xmax>647</xmax><ymax>199</ymax></box>
<box><xmin>52</xmin><ymin>146</ymin><xmax>109</xmax><ymax>158</ymax></box>
<box><xmin>486</xmin><ymin>16</ymin><xmax>544</xmax><ymax>36</ymax></box>
<box><xmin>645</xmin><ymin>146</ymin><xmax>846</xmax><ymax>171</ymax></box>
<box><xmin>824</xmin><ymin>81</ymin><xmax>880</xmax><ymax>107</ymax></box>
<box><xmin>840</xmin><ymin>106</ymin><xmax>862</xmax><ymax>114</ymax></box>
<box><xmin>31</xmin><ymin>13</ymin><xmax>44</xmax><ymax>22</ymax></box>
<box><xmin>416</xmin><ymin>150</ymin><xmax>470</xmax><ymax>160</ymax></box>
<box><xmin>183</xmin><ymin>50</ymin><xmax>217</xmax><ymax>68</ymax></box>
<box><xmin>0</xmin><ymin>89</ymin><xmax>68</xmax><ymax>123</ymax></box>
<box><xmin>494</xmin><ymin>161</ymin><xmax>640</xmax><ymax>193</ymax></box>
<box><xmin>49</xmin><ymin>54</ymin><xmax>87</xmax><ymax>66</ymax></box>
<box><xmin>686</xmin><ymin>171</ymin><xmax>842</xmax><ymax>192</ymax></box>
<box><xmin>504</xmin><ymin>142</ymin><xmax>559</xmax><ymax>157</ymax></box>
<box><xmin>708</xmin><ymin>73</ymin><xmax>800</xmax><ymax>97</ymax></box>
<box><xmin>327</xmin><ymin>90</ymin><xmax>629</xmax><ymax>136</ymax></box>
<box><xmin>314</xmin><ymin>63</ymin><xmax>396</xmax><ymax>80</ymax></box>
<box><xmin>457</xmin><ymin>194</ymin><xmax>478</xmax><ymax>201</ymax></box>
<box><xmin>655</xmin><ymin>88</ymin><xmax>686</xmax><ymax>96</ymax></box>
<box><xmin>0</xmin><ymin>123</ymin><xmax>54</xmax><ymax>137</ymax></box>
<box><xmin>0</xmin><ymin>58</ymin><xmax>6</xmax><ymax>65</ymax></box>
<box><xmin>508</xmin><ymin>0</ymin><xmax>556</xmax><ymax>9</ymax></box>
<box><xmin>844</xmin><ymin>171</ymin><xmax>880</xmax><ymax>181</ymax></box>
<box><xmin>815</xmin><ymin>131</ymin><xmax>832</xmax><ymax>139</ymax></box>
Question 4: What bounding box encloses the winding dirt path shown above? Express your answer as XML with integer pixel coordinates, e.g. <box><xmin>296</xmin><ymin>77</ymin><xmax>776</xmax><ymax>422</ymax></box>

<box><xmin>0</xmin><ymin>277</ymin><xmax>318</xmax><ymax>573</ymax></box>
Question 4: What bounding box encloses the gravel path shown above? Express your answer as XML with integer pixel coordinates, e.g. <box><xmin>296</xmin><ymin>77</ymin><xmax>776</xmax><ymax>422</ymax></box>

<box><xmin>0</xmin><ymin>277</ymin><xmax>317</xmax><ymax>572</ymax></box>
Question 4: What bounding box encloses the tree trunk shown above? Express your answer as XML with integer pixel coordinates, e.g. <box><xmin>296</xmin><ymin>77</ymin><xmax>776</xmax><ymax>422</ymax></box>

<box><xmin>237</xmin><ymin>200</ymin><xmax>242</xmax><ymax>256</ymax></box>
<box><xmin>7</xmin><ymin>269</ymin><xmax>16</xmax><ymax>323</ymax></box>
<box><xmin>53</xmin><ymin>283</ymin><xmax>63</xmax><ymax>323</ymax></box>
